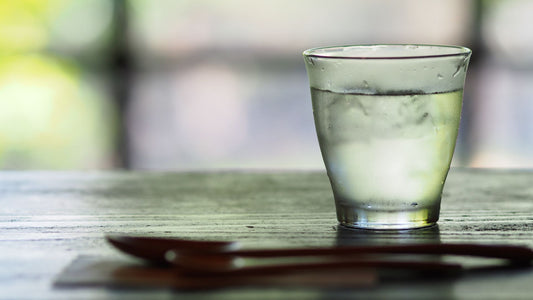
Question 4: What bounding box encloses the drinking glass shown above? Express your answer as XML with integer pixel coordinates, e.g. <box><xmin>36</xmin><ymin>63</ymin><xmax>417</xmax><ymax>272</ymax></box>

<box><xmin>303</xmin><ymin>44</ymin><xmax>471</xmax><ymax>230</ymax></box>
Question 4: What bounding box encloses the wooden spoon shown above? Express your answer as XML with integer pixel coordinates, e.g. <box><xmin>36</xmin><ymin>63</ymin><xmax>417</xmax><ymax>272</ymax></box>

<box><xmin>106</xmin><ymin>235</ymin><xmax>238</xmax><ymax>265</ymax></box>
<box><xmin>106</xmin><ymin>234</ymin><xmax>533</xmax><ymax>265</ymax></box>
<box><xmin>165</xmin><ymin>250</ymin><xmax>464</xmax><ymax>276</ymax></box>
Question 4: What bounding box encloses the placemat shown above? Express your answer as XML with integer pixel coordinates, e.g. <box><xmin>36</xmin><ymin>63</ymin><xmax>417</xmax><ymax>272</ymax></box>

<box><xmin>54</xmin><ymin>256</ymin><xmax>377</xmax><ymax>290</ymax></box>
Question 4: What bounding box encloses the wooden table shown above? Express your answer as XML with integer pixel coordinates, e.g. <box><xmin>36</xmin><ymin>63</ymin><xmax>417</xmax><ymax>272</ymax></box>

<box><xmin>1</xmin><ymin>169</ymin><xmax>533</xmax><ymax>299</ymax></box>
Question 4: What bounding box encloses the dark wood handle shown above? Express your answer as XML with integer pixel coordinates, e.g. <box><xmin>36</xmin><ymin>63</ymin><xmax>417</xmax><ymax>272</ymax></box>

<box><xmin>221</xmin><ymin>243</ymin><xmax>533</xmax><ymax>263</ymax></box>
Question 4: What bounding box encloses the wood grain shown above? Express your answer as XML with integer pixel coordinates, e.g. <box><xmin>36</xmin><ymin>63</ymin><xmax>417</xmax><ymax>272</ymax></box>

<box><xmin>1</xmin><ymin>168</ymin><xmax>533</xmax><ymax>299</ymax></box>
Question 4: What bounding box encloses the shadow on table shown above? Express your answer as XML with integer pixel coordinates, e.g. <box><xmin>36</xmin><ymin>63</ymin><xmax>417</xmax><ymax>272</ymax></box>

<box><xmin>335</xmin><ymin>224</ymin><xmax>441</xmax><ymax>246</ymax></box>
<box><xmin>322</xmin><ymin>225</ymin><xmax>456</xmax><ymax>299</ymax></box>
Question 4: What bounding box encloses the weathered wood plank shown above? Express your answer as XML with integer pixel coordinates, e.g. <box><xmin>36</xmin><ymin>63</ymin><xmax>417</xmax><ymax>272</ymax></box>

<box><xmin>1</xmin><ymin>169</ymin><xmax>533</xmax><ymax>299</ymax></box>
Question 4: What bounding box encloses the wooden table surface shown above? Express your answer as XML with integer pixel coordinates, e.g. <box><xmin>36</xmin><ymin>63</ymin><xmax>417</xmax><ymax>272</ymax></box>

<box><xmin>1</xmin><ymin>168</ymin><xmax>533</xmax><ymax>299</ymax></box>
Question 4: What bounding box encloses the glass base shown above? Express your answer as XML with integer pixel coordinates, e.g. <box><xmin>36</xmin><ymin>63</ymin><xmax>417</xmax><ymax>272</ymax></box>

<box><xmin>336</xmin><ymin>203</ymin><xmax>439</xmax><ymax>230</ymax></box>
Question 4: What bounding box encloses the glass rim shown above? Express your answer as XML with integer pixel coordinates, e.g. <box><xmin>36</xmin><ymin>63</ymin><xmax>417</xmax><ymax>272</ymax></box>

<box><xmin>303</xmin><ymin>44</ymin><xmax>471</xmax><ymax>60</ymax></box>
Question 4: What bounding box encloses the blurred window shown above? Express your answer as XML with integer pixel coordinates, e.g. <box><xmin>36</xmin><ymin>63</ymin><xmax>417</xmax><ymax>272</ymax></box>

<box><xmin>0</xmin><ymin>0</ymin><xmax>117</xmax><ymax>169</ymax></box>
<box><xmin>467</xmin><ymin>0</ymin><xmax>533</xmax><ymax>167</ymax></box>
<box><xmin>126</xmin><ymin>0</ymin><xmax>472</xmax><ymax>170</ymax></box>
<box><xmin>6</xmin><ymin>0</ymin><xmax>533</xmax><ymax>170</ymax></box>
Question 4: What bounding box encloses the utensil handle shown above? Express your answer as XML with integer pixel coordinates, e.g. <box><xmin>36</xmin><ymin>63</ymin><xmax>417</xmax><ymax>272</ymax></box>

<box><xmin>171</xmin><ymin>257</ymin><xmax>463</xmax><ymax>276</ymax></box>
<box><xmin>224</xmin><ymin>244</ymin><xmax>533</xmax><ymax>262</ymax></box>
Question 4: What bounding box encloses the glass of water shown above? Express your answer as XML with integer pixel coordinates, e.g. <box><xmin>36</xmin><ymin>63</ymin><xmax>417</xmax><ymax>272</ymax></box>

<box><xmin>303</xmin><ymin>44</ymin><xmax>471</xmax><ymax>230</ymax></box>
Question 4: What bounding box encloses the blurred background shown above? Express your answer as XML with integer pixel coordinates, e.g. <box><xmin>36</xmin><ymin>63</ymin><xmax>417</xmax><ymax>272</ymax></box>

<box><xmin>1</xmin><ymin>0</ymin><xmax>532</xmax><ymax>170</ymax></box>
